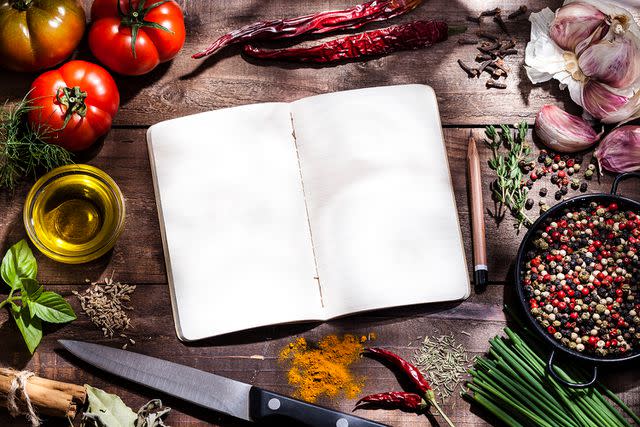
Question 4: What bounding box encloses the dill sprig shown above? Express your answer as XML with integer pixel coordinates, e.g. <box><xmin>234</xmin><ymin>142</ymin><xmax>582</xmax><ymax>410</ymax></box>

<box><xmin>0</xmin><ymin>95</ymin><xmax>73</xmax><ymax>190</ymax></box>
<box><xmin>485</xmin><ymin>121</ymin><xmax>532</xmax><ymax>230</ymax></box>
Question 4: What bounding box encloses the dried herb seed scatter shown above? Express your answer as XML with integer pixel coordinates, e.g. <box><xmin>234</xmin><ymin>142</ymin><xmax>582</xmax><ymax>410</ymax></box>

<box><xmin>523</xmin><ymin>202</ymin><xmax>640</xmax><ymax>356</ymax></box>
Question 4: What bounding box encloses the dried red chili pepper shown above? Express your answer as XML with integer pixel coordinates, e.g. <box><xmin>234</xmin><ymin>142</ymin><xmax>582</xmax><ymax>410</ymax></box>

<box><xmin>243</xmin><ymin>20</ymin><xmax>465</xmax><ymax>63</ymax></box>
<box><xmin>192</xmin><ymin>0</ymin><xmax>423</xmax><ymax>59</ymax></box>
<box><xmin>364</xmin><ymin>347</ymin><xmax>431</xmax><ymax>394</ymax></box>
<box><xmin>355</xmin><ymin>391</ymin><xmax>428</xmax><ymax>411</ymax></box>
<box><xmin>358</xmin><ymin>347</ymin><xmax>456</xmax><ymax>426</ymax></box>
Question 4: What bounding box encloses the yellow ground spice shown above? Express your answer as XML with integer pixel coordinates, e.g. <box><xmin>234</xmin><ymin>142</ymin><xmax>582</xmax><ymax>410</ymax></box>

<box><xmin>279</xmin><ymin>334</ymin><xmax>365</xmax><ymax>403</ymax></box>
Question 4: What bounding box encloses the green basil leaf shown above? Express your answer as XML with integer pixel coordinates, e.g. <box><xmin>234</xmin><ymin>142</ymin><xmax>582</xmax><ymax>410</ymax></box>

<box><xmin>30</xmin><ymin>291</ymin><xmax>76</xmax><ymax>324</ymax></box>
<box><xmin>21</xmin><ymin>278</ymin><xmax>43</xmax><ymax>300</ymax></box>
<box><xmin>12</xmin><ymin>306</ymin><xmax>42</xmax><ymax>354</ymax></box>
<box><xmin>84</xmin><ymin>385</ymin><xmax>137</xmax><ymax>427</ymax></box>
<box><xmin>1</xmin><ymin>240</ymin><xmax>37</xmax><ymax>289</ymax></box>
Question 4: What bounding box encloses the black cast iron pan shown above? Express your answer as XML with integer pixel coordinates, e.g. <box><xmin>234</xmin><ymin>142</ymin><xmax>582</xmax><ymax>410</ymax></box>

<box><xmin>515</xmin><ymin>172</ymin><xmax>640</xmax><ymax>388</ymax></box>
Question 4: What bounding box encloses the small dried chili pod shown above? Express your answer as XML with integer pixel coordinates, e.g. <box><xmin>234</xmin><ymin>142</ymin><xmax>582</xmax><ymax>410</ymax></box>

<box><xmin>364</xmin><ymin>348</ymin><xmax>431</xmax><ymax>394</ymax></box>
<box><xmin>244</xmin><ymin>20</ymin><xmax>465</xmax><ymax>64</ymax></box>
<box><xmin>355</xmin><ymin>391</ymin><xmax>428</xmax><ymax>412</ymax></box>
<box><xmin>193</xmin><ymin>0</ymin><xmax>423</xmax><ymax>58</ymax></box>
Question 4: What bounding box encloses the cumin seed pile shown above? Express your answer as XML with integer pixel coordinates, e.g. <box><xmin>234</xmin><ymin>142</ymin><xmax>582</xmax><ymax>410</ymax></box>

<box><xmin>73</xmin><ymin>277</ymin><xmax>136</xmax><ymax>347</ymax></box>
<box><xmin>413</xmin><ymin>334</ymin><xmax>471</xmax><ymax>402</ymax></box>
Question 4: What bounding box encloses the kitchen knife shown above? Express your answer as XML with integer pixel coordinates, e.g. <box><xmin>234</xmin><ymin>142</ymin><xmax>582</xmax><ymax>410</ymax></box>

<box><xmin>59</xmin><ymin>340</ymin><xmax>389</xmax><ymax>427</ymax></box>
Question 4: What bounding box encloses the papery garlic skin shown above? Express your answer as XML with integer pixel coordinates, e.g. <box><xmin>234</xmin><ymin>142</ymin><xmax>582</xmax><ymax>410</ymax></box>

<box><xmin>550</xmin><ymin>2</ymin><xmax>608</xmax><ymax>51</ymax></box>
<box><xmin>525</xmin><ymin>8</ymin><xmax>585</xmax><ymax>107</ymax></box>
<box><xmin>535</xmin><ymin>104</ymin><xmax>600</xmax><ymax>152</ymax></box>
<box><xmin>595</xmin><ymin>125</ymin><xmax>640</xmax><ymax>173</ymax></box>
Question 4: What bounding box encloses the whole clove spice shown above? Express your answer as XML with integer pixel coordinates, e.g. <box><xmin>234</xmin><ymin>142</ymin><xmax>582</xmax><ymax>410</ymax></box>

<box><xmin>480</xmin><ymin>7</ymin><xmax>501</xmax><ymax>17</ymax></box>
<box><xmin>458</xmin><ymin>37</ymin><xmax>480</xmax><ymax>45</ymax></box>
<box><xmin>493</xmin><ymin>14</ymin><xmax>509</xmax><ymax>34</ymax></box>
<box><xmin>475</xmin><ymin>31</ymin><xmax>498</xmax><ymax>42</ymax></box>
<box><xmin>508</xmin><ymin>5</ymin><xmax>528</xmax><ymax>19</ymax></box>
<box><xmin>499</xmin><ymin>48</ymin><xmax>518</xmax><ymax>57</ymax></box>
<box><xmin>476</xmin><ymin>53</ymin><xmax>493</xmax><ymax>62</ymax></box>
<box><xmin>486</xmin><ymin>79</ymin><xmax>507</xmax><ymax>89</ymax></box>
<box><xmin>477</xmin><ymin>60</ymin><xmax>493</xmax><ymax>76</ymax></box>
<box><xmin>458</xmin><ymin>59</ymin><xmax>478</xmax><ymax>77</ymax></box>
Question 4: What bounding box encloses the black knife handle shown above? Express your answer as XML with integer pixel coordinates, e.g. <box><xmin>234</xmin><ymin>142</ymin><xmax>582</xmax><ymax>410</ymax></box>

<box><xmin>248</xmin><ymin>387</ymin><xmax>389</xmax><ymax>427</ymax></box>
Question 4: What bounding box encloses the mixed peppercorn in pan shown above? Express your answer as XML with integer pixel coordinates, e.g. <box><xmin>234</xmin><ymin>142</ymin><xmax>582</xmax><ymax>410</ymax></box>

<box><xmin>523</xmin><ymin>201</ymin><xmax>640</xmax><ymax>356</ymax></box>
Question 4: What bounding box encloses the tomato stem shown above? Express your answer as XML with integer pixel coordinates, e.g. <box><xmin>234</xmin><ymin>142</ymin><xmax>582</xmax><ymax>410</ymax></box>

<box><xmin>11</xmin><ymin>0</ymin><xmax>33</xmax><ymax>11</ymax></box>
<box><xmin>55</xmin><ymin>86</ymin><xmax>88</xmax><ymax>130</ymax></box>
<box><xmin>118</xmin><ymin>0</ymin><xmax>175</xmax><ymax>59</ymax></box>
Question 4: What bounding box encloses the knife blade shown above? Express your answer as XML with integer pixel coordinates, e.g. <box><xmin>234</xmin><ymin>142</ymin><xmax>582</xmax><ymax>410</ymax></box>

<box><xmin>59</xmin><ymin>340</ymin><xmax>389</xmax><ymax>427</ymax></box>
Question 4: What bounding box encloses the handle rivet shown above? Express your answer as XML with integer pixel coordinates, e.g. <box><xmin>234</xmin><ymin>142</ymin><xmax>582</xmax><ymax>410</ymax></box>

<box><xmin>267</xmin><ymin>398</ymin><xmax>281</xmax><ymax>410</ymax></box>
<box><xmin>336</xmin><ymin>418</ymin><xmax>349</xmax><ymax>427</ymax></box>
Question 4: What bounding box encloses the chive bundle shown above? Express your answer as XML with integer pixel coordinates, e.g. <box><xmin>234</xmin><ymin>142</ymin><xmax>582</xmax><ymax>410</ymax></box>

<box><xmin>463</xmin><ymin>328</ymin><xmax>640</xmax><ymax>427</ymax></box>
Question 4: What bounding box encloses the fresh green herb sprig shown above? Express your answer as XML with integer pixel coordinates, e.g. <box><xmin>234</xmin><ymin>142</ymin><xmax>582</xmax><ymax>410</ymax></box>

<box><xmin>485</xmin><ymin>121</ymin><xmax>532</xmax><ymax>230</ymax></box>
<box><xmin>0</xmin><ymin>95</ymin><xmax>73</xmax><ymax>190</ymax></box>
<box><xmin>0</xmin><ymin>240</ymin><xmax>76</xmax><ymax>353</ymax></box>
<box><xmin>463</xmin><ymin>327</ymin><xmax>640</xmax><ymax>427</ymax></box>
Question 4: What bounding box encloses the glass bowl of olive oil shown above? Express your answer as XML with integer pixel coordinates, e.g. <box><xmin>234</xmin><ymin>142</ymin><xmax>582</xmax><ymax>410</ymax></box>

<box><xmin>23</xmin><ymin>164</ymin><xmax>126</xmax><ymax>264</ymax></box>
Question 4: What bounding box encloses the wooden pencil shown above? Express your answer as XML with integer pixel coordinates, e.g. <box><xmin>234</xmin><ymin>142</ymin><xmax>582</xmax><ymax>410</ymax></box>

<box><xmin>467</xmin><ymin>135</ymin><xmax>488</xmax><ymax>289</ymax></box>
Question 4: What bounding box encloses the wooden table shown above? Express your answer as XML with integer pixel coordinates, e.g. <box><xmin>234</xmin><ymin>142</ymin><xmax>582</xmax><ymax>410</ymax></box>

<box><xmin>1</xmin><ymin>0</ymin><xmax>638</xmax><ymax>425</ymax></box>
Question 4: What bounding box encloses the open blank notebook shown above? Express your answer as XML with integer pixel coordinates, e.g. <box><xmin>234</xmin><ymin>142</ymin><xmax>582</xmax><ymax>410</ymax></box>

<box><xmin>147</xmin><ymin>84</ymin><xmax>470</xmax><ymax>341</ymax></box>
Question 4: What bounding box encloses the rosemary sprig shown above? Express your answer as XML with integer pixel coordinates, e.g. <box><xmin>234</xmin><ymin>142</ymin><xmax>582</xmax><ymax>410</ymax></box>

<box><xmin>485</xmin><ymin>121</ymin><xmax>532</xmax><ymax>230</ymax></box>
<box><xmin>0</xmin><ymin>95</ymin><xmax>73</xmax><ymax>190</ymax></box>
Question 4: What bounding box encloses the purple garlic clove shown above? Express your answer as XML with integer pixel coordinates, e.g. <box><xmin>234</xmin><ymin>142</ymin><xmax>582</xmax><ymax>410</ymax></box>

<box><xmin>535</xmin><ymin>104</ymin><xmax>600</xmax><ymax>153</ymax></box>
<box><xmin>595</xmin><ymin>125</ymin><xmax>640</xmax><ymax>173</ymax></box>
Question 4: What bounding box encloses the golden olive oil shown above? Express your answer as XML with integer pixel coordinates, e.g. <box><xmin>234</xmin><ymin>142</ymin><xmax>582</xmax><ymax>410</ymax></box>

<box><xmin>31</xmin><ymin>173</ymin><xmax>120</xmax><ymax>256</ymax></box>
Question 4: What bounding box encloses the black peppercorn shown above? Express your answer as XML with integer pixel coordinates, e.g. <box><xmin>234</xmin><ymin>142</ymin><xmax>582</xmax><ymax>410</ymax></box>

<box><xmin>540</xmin><ymin>187</ymin><xmax>548</xmax><ymax>197</ymax></box>
<box><xmin>525</xmin><ymin>198</ymin><xmax>534</xmax><ymax>210</ymax></box>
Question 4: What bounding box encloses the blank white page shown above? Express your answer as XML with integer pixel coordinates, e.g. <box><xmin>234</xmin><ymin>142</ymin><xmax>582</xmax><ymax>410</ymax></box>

<box><xmin>147</xmin><ymin>103</ymin><xmax>321</xmax><ymax>341</ymax></box>
<box><xmin>291</xmin><ymin>85</ymin><xmax>470</xmax><ymax>318</ymax></box>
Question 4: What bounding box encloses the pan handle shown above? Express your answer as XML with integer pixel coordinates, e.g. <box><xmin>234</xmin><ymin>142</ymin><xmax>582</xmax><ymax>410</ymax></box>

<box><xmin>547</xmin><ymin>349</ymin><xmax>598</xmax><ymax>388</ymax></box>
<box><xmin>611</xmin><ymin>172</ymin><xmax>640</xmax><ymax>195</ymax></box>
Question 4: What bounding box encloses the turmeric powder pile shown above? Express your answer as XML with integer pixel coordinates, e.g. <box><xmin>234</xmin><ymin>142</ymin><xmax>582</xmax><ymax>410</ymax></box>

<box><xmin>279</xmin><ymin>334</ymin><xmax>368</xmax><ymax>403</ymax></box>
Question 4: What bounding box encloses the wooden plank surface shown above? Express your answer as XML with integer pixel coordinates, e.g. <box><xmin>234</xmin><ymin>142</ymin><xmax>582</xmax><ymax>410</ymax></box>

<box><xmin>0</xmin><ymin>0</ymin><xmax>639</xmax><ymax>426</ymax></box>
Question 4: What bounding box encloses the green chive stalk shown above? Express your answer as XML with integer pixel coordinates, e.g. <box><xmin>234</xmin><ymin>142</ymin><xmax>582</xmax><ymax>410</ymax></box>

<box><xmin>463</xmin><ymin>327</ymin><xmax>639</xmax><ymax>427</ymax></box>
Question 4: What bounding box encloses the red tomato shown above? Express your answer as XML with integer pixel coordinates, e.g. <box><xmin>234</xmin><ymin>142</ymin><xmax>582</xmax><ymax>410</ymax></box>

<box><xmin>89</xmin><ymin>0</ymin><xmax>185</xmax><ymax>76</ymax></box>
<box><xmin>28</xmin><ymin>60</ymin><xmax>120</xmax><ymax>152</ymax></box>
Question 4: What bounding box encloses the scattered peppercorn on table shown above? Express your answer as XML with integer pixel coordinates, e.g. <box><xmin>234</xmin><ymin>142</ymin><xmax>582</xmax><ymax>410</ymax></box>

<box><xmin>0</xmin><ymin>0</ymin><xmax>639</xmax><ymax>426</ymax></box>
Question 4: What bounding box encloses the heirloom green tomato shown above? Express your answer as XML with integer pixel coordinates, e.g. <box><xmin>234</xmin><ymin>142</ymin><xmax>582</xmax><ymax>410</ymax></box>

<box><xmin>0</xmin><ymin>0</ymin><xmax>85</xmax><ymax>72</ymax></box>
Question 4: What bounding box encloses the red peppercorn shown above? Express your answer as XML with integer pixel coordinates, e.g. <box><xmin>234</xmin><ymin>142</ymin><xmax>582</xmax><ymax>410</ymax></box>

<box><xmin>567</xmin><ymin>159</ymin><xmax>575</xmax><ymax>167</ymax></box>
<box><xmin>530</xmin><ymin>172</ymin><xmax>538</xmax><ymax>180</ymax></box>
<box><xmin>548</xmin><ymin>326</ymin><xmax>556</xmax><ymax>334</ymax></box>
<box><xmin>531</xmin><ymin>257</ymin><xmax>541</xmax><ymax>267</ymax></box>
<box><xmin>570</xmin><ymin>312</ymin><xmax>578</xmax><ymax>320</ymax></box>
<box><xmin>609</xmin><ymin>202</ymin><xmax>618</xmax><ymax>211</ymax></box>
<box><xmin>581</xmin><ymin>287</ymin><xmax>590</xmax><ymax>296</ymax></box>
<box><xmin>558</xmin><ymin>301</ymin><xmax>567</xmax><ymax>310</ymax></box>
<box><xmin>558</xmin><ymin>170</ymin><xmax>566</xmax><ymax>178</ymax></box>
<box><xmin>557</xmin><ymin>291</ymin><xmax>566</xmax><ymax>299</ymax></box>
<box><xmin>588</xmin><ymin>336</ymin><xmax>598</xmax><ymax>346</ymax></box>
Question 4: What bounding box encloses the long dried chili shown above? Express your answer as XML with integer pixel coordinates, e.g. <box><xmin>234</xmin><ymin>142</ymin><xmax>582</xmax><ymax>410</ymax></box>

<box><xmin>243</xmin><ymin>20</ymin><xmax>465</xmax><ymax>63</ymax></box>
<box><xmin>364</xmin><ymin>347</ymin><xmax>431</xmax><ymax>394</ymax></box>
<box><xmin>192</xmin><ymin>0</ymin><xmax>422</xmax><ymax>59</ymax></box>
<box><xmin>355</xmin><ymin>392</ymin><xmax>427</xmax><ymax>411</ymax></box>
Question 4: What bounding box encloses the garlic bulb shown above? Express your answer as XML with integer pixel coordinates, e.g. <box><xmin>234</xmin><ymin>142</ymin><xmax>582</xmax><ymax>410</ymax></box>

<box><xmin>595</xmin><ymin>125</ymin><xmax>640</xmax><ymax>172</ymax></box>
<box><xmin>535</xmin><ymin>104</ymin><xmax>600</xmax><ymax>152</ymax></box>
<box><xmin>525</xmin><ymin>0</ymin><xmax>640</xmax><ymax>125</ymax></box>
